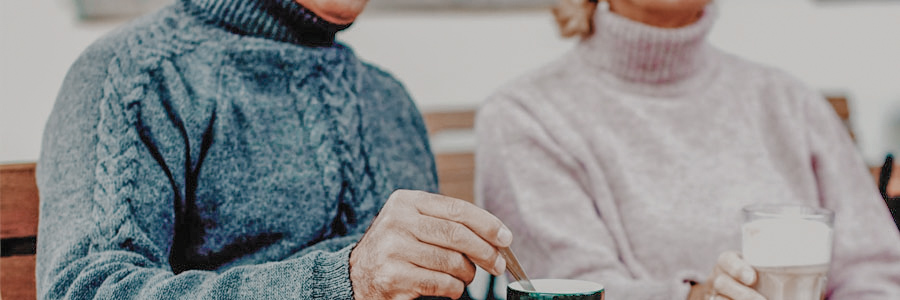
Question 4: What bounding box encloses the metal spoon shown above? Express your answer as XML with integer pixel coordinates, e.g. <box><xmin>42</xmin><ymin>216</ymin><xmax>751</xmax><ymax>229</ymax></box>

<box><xmin>499</xmin><ymin>247</ymin><xmax>536</xmax><ymax>291</ymax></box>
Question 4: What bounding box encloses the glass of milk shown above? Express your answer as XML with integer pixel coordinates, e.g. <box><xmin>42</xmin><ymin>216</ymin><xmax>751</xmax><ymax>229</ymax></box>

<box><xmin>742</xmin><ymin>204</ymin><xmax>834</xmax><ymax>300</ymax></box>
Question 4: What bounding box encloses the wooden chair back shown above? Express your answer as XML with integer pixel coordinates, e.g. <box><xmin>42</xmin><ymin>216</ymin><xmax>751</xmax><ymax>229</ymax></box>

<box><xmin>1</xmin><ymin>162</ymin><xmax>39</xmax><ymax>300</ymax></box>
<box><xmin>423</xmin><ymin>110</ymin><xmax>477</xmax><ymax>204</ymax></box>
<box><xmin>825</xmin><ymin>95</ymin><xmax>855</xmax><ymax>140</ymax></box>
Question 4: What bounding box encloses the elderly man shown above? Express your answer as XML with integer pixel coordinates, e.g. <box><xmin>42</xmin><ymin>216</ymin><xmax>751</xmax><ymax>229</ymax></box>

<box><xmin>37</xmin><ymin>0</ymin><xmax>509</xmax><ymax>299</ymax></box>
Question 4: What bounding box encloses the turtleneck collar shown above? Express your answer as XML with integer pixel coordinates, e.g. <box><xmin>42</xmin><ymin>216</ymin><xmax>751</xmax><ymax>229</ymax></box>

<box><xmin>180</xmin><ymin>0</ymin><xmax>351</xmax><ymax>47</ymax></box>
<box><xmin>577</xmin><ymin>3</ymin><xmax>717</xmax><ymax>85</ymax></box>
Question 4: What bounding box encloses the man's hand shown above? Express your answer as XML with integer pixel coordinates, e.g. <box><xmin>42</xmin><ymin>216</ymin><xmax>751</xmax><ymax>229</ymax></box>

<box><xmin>349</xmin><ymin>190</ymin><xmax>513</xmax><ymax>300</ymax></box>
<box><xmin>688</xmin><ymin>251</ymin><xmax>765</xmax><ymax>300</ymax></box>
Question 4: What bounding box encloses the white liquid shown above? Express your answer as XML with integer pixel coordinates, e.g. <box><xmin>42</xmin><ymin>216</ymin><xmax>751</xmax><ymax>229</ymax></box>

<box><xmin>742</xmin><ymin>217</ymin><xmax>833</xmax><ymax>300</ymax></box>
<box><xmin>742</xmin><ymin>218</ymin><xmax>833</xmax><ymax>267</ymax></box>
<box><xmin>508</xmin><ymin>279</ymin><xmax>604</xmax><ymax>294</ymax></box>
<box><xmin>755</xmin><ymin>264</ymin><xmax>829</xmax><ymax>300</ymax></box>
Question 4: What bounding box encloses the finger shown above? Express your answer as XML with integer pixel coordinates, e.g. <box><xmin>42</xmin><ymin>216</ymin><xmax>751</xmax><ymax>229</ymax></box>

<box><xmin>395</xmin><ymin>241</ymin><xmax>477</xmax><ymax>285</ymax></box>
<box><xmin>401</xmin><ymin>264</ymin><xmax>467</xmax><ymax>299</ymax></box>
<box><xmin>716</xmin><ymin>251</ymin><xmax>757</xmax><ymax>285</ymax></box>
<box><xmin>411</xmin><ymin>214</ymin><xmax>506</xmax><ymax>276</ymax></box>
<box><xmin>404</xmin><ymin>190</ymin><xmax>513</xmax><ymax>247</ymax></box>
<box><xmin>712</xmin><ymin>274</ymin><xmax>765</xmax><ymax>300</ymax></box>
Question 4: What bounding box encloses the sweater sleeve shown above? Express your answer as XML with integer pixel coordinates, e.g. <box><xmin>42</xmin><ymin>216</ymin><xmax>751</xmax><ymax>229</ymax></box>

<box><xmin>800</xmin><ymin>88</ymin><xmax>900</xmax><ymax>299</ymax></box>
<box><xmin>475</xmin><ymin>93</ymin><xmax>696</xmax><ymax>300</ymax></box>
<box><xmin>36</xmin><ymin>49</ymin><xmax>356</xmax><ymax>300</ymax></box>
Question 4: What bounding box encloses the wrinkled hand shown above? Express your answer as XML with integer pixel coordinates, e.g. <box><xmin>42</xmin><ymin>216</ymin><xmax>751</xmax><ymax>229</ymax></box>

<box><xmin>349</xmin><ymin>190</ymin><xmax>513</xmax><ymax>300</ymax></box>
<box><xmin>688</xmin><ymin>251</ymin><xmax>765</xmax><ymax>300</ymax></box>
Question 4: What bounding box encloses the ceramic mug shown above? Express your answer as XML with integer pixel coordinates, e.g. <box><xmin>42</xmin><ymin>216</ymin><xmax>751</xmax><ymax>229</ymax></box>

<box><xmin>507</xmin><ymin>279</ymin><xmax>604</xmax><ymax>300</ymax></box>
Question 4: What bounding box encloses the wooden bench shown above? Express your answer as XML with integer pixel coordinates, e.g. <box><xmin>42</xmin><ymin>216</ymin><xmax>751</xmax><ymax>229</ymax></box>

<box><xmin>1</xmin><ymin>163</ymin><xmax>39</xmax><ymax>300</ymax></box>
<box><xmin>423</xmin><ymin>109</ymin><xmax>477</xmax><ymax>204</ymax></box>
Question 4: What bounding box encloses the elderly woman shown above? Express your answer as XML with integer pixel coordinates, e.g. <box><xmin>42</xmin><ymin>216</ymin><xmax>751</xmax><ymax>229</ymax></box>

<box><xmin>476</xmin><ymin>0</ymin><xmax>900</xmax><ymax>299</ymax></box>
<box><xmin>37</xmin><ymin>0</ymin><xmax>513</xmax><ymax>299</ymax></box>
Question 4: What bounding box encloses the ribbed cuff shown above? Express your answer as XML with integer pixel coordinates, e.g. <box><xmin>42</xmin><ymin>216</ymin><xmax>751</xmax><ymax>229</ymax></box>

<box><xmin>310</xmin><ymin>244</ymin><xmax>355</xmax><ymax>299</ymax></box>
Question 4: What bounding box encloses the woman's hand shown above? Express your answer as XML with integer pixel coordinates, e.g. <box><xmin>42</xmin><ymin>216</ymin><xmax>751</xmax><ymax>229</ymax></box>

<box><xmin>349</xmin><ymin>190</ymin><xmax>513</xmax><ymax>300</ymax></box>
<box><xmin>688</xmin><ymin>251</ymin><xmax>765</xmax><ymax>300</ymax></box>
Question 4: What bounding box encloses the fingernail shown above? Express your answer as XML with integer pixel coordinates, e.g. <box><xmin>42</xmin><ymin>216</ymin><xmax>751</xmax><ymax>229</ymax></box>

<box><xmin>493</xmin><ymin>255</ymin><xmax>507</xmax><ymax>275</ymax></box>
<box><xmin>742</xmin><ymin>269</ymin><xmax>756</xmax><ymax>285</ymax></box>
<box><xmin>497</xmin><ymin>227</ymin><xmax>513</xmax><ymax>246</ymax></box>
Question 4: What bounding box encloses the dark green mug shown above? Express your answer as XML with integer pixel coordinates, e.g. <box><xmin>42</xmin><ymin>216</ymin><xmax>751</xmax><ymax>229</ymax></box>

<box><xmin>507</xmin><ymin>279</ymin><xmax>605</xmax><ymax>300</ymax></box>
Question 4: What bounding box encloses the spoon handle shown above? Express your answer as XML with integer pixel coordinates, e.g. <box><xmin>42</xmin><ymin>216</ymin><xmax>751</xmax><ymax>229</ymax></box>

<box><xmin>499</xmin><ymin>247</ymin><xmax>535</xmax><ymax>291</ymax></box>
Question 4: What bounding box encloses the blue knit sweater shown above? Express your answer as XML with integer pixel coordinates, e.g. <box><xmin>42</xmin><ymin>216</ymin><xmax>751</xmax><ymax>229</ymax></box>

<box><xmin>36</xmin><ymin>0</ymin><xmax>437</xmax><ymax>298</ymax></box>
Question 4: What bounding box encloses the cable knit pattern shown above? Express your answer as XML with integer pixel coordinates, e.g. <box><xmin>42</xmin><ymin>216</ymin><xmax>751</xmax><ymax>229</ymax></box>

<box><xmin>36</xmin><ymin>0</ymin><xmax>436</xmax><ymax>298</ymax></box>
<box><xmin>477</xmin><ymin>3</ymin><xmax>900</xmax><ymax>300</ymax></box>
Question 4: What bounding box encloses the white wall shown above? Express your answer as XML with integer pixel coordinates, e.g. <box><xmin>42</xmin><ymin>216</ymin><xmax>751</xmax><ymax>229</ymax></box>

<box><xmin>1</xmin><ymin>1</ymin><xmax>123</xmax><ymax>163</ymax></box>
<box><xmin>2</xmin><ymin>0</ymin><xmax>899</xmax><ymax>164</ymax></box>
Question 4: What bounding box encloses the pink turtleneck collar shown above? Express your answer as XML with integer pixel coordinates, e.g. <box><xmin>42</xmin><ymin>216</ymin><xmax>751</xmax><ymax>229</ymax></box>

<box><xmin>577</xmin><ymin>3</ymin><xmax>718</xmax><ymax>85</ymax></box>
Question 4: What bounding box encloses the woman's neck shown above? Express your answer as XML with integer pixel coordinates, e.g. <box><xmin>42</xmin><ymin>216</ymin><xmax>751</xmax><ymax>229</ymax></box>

<box><xmin>608</xmin><ymin>1</ymin><xmax>705</xmax><ymax>28</ymax></box>
<box><xmin>576</xmin><ymin>2</ymin><xmax>717</xmax><ymax>87</ymax></box>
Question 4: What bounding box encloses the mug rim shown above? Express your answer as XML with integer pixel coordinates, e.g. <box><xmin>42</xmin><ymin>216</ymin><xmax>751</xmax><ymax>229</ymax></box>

<box><xmin>742</xmin><ymin>203</ymin><xmax>834</xmax><ymax>222</ymax></box>
<box><xmin>508</xmin><ymin>278</ymin><xmax>605</xmax><ymax>295</ymax></box>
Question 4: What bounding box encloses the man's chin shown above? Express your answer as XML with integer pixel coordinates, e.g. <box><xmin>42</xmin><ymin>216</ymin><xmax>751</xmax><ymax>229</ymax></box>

<box><xmin>299</xmin><ymin>0</ymin><xmax>368</xmax><ymax>25</ymax></box>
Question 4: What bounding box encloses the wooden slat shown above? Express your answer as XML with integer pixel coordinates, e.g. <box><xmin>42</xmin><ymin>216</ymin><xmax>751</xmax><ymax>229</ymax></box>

<box><xmin>423</xmin><ymin>110</ymin><xmax>476</xmax><ymax>136</ymax></box>
<box><xmin>435</xmin><ymin>153</ymin><xmax>476</xmax><ymax>203</ymax></box>
<box><xmin>425</xmin><ymin>110</ymin><xmax>478</xmax><ymax>204</ymax></box>
<box><xmin>0</xmin><ymin>255</ymin><xmax>37</xmax><ymax>300</ymax></box>
<box><xmin>826</xmin><ymin>96</ymin><xmax>850</xmax><ymax>120</ymax></box>
<box><xmin>1</xmin><ymin>163</ymin><xmax>39</xmax><ymax>239</ymax></box>
<box><xmin>824</xmin><ymin>95</ymin><xmax>855</xmax><ymax>140</ymax></box>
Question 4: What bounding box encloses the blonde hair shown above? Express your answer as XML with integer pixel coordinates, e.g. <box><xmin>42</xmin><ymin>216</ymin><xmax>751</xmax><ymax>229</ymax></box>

<box><xmin>552</xmin><ymin>0</ymin><xmax>600</xmax><ymax>38</ymax></box>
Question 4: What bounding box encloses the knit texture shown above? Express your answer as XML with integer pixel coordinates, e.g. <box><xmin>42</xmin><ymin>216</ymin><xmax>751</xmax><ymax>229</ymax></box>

<box><xmin>476</xmin><ymin>4</ymin><xmax>900</xmax><ymax>300</ymax></box>
<box><xmin>36</xmin><ymin>0</ymin><xmax>437</xmax><ymax>298</ymax></box>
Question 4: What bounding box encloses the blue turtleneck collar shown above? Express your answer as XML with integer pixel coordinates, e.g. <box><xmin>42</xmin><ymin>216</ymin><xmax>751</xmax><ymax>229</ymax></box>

<box><xmin>180</xmin><ymin>0</ymin><xmax>350</xmax><ymax>47</ymax></box>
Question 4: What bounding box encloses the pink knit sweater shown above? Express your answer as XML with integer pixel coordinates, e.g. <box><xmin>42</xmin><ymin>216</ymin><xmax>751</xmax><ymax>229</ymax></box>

<box><xmin>475</xmin><ymin>4</ymin><xmax>900</xmax><ymax>300</ymax></box>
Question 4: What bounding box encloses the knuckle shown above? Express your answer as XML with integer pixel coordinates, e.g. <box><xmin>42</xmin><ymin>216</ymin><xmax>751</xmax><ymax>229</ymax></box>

<box><xmin>448</xmin><ymin>251</ymin><xmax>473</xmax><ymax>276</ymax></box>
<box><xmin>420</xmin><ymin>276</ymin><xmax>462</xmax><ymax>299</ymax></box>
<box><xmin>460</xmin><ymin>261</ymin><xmax>477</xmax><ymax>284</ymax></box>
<box><xmin>447</xmin><ymin>280</ymin><xmax>465</xmax><ymax>299</ymax></box>
<box><xmin>467</xmin><ymin>247</ymin><xmax>499</xmax><ymax>270</ymax></box>
<box><xmin>445</xmin><ymin>222</ymin><xmax>468</xmax><ymax>245</ymax></box>
<box><xmin>485</xmin><ymin>249</ymin><xmax>500</xmax><ymax>267</ymax></box>
<box><xmin>377</xmin><ymin>215</ymin><xmax>404</xmax><ymax>234</ymax></box>
<box><xmin>409</xmin><ymin>190</ymin><xmax>429</xmax><ymax>201</ymax></box>
<box><xmin>717</xmin><ymin>252</ymin><xmax>731</xmax><ymax>264</ymax></box>
<box><xmin>388</xmin><ymin>189</ymin><xmax>405</xmax><ymax>203</ymax></box>
<box><xmin>712</xmin><ymin>275</ymin><xmax>728</xmax><ymax>290</ymax></box>
<box><xmin>446</xmin><ymin>199</ymin><xmax>466</xmax><ymax>220</ymax></box>
<box><xmin>430</xmin><ymin>249</ymin><xmax>453</xmax><ymax>271</ymax></box>
<box><xmin>418</xmin><ymin>277</ymin><xmax>441</xmax><ymax>296</ymax></box>
<box><xmin>389</xmin><ymin>189</ymin><xmax>417</xmax><ymax>206</ymax></box>
<box><xmin>371</xmin><ymin>272</ymin><xmax>395</xmax><ymax>291</ymax></box>
<box><xmin>383</xmin><ymin>241</ymin><xmax>403</xmax><ymax>260</ymax></box>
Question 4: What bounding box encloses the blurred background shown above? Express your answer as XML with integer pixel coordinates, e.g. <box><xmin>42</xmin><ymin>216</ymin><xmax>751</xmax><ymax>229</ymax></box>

<box><xmin>1</xmin><ymin>0</ymin><xmax>899</xmax><ymax>165</ymax></box>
